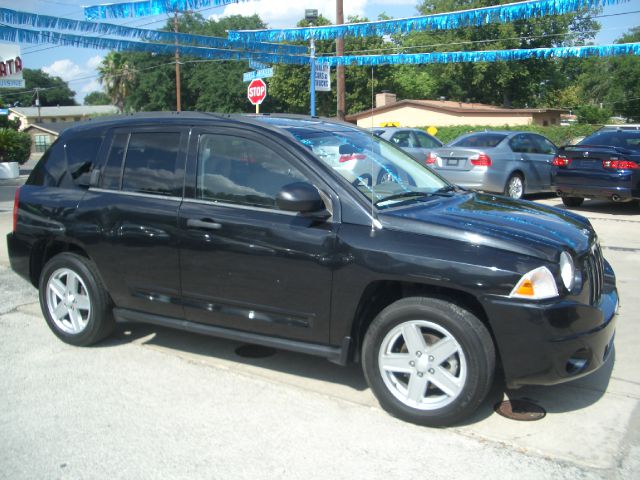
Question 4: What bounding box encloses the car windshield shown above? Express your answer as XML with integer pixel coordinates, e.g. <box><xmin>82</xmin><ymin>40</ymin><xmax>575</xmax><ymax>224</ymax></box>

<box><xmin>579</xmin><ymin>132</ymin><xmax>640</xmax><ymax>151</ymax></box>
<box><xmin>286</xmin><ymin>126</ymin><xmax>450</xmax><ymax>208</ymax></box>
<box><xmin>450</xmin><ymin>133</ymin><xmax>507</xmax><ymax>148</ymax></box>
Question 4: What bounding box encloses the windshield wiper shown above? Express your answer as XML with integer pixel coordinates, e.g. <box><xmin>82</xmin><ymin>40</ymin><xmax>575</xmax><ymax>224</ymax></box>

<box><xmin>374</xmin><ymin>191</ymin><xmax>432</xmax><ymax>206</ymax></box>
<box><xmin>432</xmin><ymin>185</ymin><xmax>458</xmax><ymax>196</ymax></box>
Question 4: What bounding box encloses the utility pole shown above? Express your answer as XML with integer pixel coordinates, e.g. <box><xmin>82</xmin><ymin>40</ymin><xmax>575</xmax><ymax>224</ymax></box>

<box><xmin>336</xmin><ymin>0</ymin><xmax>345</xmax><ymax>120</ymax></box>
<box><xmin>174</xmin><ymin>10</ymin><xmax>182</xmax><ymax>112</ymax></box>
<box><xmin>306</xmin><ymin>9</ymin><xmax>319</xmax><ymax>117</ymax></box>
<box><xmin>35</xmin><ymin>88</ymin><xmax>41</xmax><ymax>123</ymax></box>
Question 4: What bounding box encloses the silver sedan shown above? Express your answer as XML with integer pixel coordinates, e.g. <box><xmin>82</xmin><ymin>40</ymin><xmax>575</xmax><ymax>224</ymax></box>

<box><xmin>372</xmin><ymin>127</ymin><xmax>443</xmax><ymax>163</ymax></box>
<box><xmin>428</xmin><ymin>131</ymin><xmax>558</xmax><ymax>199</ymax></box>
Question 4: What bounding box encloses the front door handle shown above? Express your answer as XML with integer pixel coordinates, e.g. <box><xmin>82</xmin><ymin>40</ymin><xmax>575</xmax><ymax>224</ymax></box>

<box><xmin>187</xmin><ymin>218</ymin><xmax>222</xmax><ymax>230</ymax></box>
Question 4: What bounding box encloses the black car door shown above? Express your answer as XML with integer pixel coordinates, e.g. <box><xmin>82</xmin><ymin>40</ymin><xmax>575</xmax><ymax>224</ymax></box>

<box><xmin>75</xmin><ymin>126</ymin><xmax>188</xmax><ymax>319</ymax></box>
<box><xmin>178</xmin><ymin>127</ymin><xmax>338</xmax><ymax>343</ymax></box>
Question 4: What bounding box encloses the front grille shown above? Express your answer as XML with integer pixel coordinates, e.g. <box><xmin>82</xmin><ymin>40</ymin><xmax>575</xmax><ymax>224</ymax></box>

<box><xmin>585</xmin><ymin>243</ymin><xmax>605</xmax><ymax>305</ymax></box>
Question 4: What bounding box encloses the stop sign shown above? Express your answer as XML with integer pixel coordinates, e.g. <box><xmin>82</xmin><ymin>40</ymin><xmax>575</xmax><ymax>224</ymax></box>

<box><xmin>247</xmin><ymin>78</ymin><xmax>267</xmax><ymax>105</ymax></box>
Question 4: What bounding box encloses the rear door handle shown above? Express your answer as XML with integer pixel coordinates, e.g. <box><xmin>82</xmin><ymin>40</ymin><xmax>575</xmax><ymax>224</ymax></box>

<box><xmin>187</xmin><ymin>218</ymin><xmax>222</xmax><ymax>230</ymax></box>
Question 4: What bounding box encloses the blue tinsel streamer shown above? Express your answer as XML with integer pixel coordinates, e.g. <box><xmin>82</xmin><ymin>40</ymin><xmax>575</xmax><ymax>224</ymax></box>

<box><xmin>0</xmin><ymin>7</ymin><xmax>305</xmax><ymax>56</ymax></box>
<box><xmin>316</xmin><ymin>43</ymin><xmax>640</xmax><ymax>67</ymax></box>
<box><xmin>84</xmin><ymin>1</ymin><xmax>248</xmax><ymax>20</ymax></box>
<box><xmin>0</xmin><ymin>25</ymin><xmax>311</xmax><ymax>65</ymax></box>
<box><xmin>228</xmin><ymin>0</ymin><xmax>627</xmax><ymax>42</ymax></box>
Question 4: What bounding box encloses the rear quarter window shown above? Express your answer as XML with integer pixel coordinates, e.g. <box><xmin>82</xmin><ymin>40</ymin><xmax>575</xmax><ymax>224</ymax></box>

<box><xmin>27</xmin><ymin>133</ymin><xmax>103</xmax><ymax>187</ymax></box>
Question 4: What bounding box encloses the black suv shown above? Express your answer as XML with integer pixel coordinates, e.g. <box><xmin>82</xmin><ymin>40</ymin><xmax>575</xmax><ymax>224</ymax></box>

<box><xmin>8</xmin><ymin>113</ymin><xmax>618</xmax><ymax>426</ymax></box>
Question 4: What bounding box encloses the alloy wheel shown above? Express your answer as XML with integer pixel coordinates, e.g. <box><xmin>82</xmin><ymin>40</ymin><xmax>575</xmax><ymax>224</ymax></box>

<box><xmin>46</xmin><ymin>268</ymin><xmax>92</xmax><ymax>335</ymax></box>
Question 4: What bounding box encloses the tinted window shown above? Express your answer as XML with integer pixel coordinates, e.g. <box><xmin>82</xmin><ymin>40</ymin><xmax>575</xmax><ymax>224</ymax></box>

<box><xmin>579</xmin><ymin>132</ymin><xmax>640</xmax><ymax>151</ymax></box>
<box><xmin>121</xmin><ymin>132</ymin><xmax>183</xmax><ymax>196</ymax></box>
<box><xmin>414</xmin><ymin>131</ymin><xmax>442</xmax><ymax>148</ymax></box>
<box><xmin>451</xmin><ymin>133</ymin><xmax>507</xmax><ymax>148</ymax></box>
<box><xmin>531</xmin><ymin>135</ymin><xmax>557</xmax><ymax>155</ymax></box>
<box><xmin>27</xmin><ymin>139</ymin><xmax>66</xmax><ymax>187</ymax></box>
<box><xmin>100</xmin><ymin>133</ymin><xmax>128</xmax><ymax>190</ymax></box>
<box><xmin>65</xmin><ymin>135</ymin><xmax>103</xmax><ymax>185</ymax></box>
<box><xmin>390</xmin><ymin>131</ymin><xmax>416</xmax><ymax>148</ymax></box>
<box><xmin>509</xmin><ymin>134</ymin><xmax>537</xmax><ymax>153</ymax></box>
<box><xmin>197</xmin><ymin>134</ymin><xmax>307</xmax><ymax>209</ymax></box>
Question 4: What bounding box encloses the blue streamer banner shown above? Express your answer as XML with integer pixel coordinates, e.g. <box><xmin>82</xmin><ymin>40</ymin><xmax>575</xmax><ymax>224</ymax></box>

<box><xmin>0</xmin><ymin>25</ymin><xmax>310</xmax><ymax>65</ymax></box>
<box><xmin>317</xmin><ymin>43</ymin><xmax>640</xmax><ymax>67</ymax></box>
<box><xmin>84</xmin><ymin>0</ymin><xmax>249</xmax><ymax>20</ymax></box>
<box><xmin>0</xmin><ymin>7</ymin><xmax>306</xmax><ymax>56</ymax></box>
<box><xmin>229</xmin><ymin>0</ymin><xmax>627</xmax><ymax>42</ymax></box>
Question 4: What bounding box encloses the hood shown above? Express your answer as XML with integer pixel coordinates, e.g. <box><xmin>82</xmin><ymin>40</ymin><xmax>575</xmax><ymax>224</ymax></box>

<box><xmin>379</xmin><ymin>192</ymin><xmax>594</xmax><ymax>262</ymax></box>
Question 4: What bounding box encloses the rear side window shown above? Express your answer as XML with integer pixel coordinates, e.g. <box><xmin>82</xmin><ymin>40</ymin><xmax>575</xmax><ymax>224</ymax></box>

<box><xmin>99</xmin><ymin>131</ymin><xmax>184</xmax><ymax>197</ymax></box>
<box><xmin>27</xmin><ymin>134</ymin><xmax>103</xmax><ymax>187</ymax></box>
<box><xmin>451</xmin><ymin>133</ymin><xmax>506</xmax><ymax>148</ymax></box>
<box><xmin>414</xmin><ymin>131</ymin><xmax>442</xmax><ymax>148</ymax></box>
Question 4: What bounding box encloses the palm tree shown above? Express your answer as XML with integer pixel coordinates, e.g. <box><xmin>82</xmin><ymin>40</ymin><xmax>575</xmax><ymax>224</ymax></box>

<box><xmin>98</xmin><ymin>52</ymin><xmax>135</xmax><ymax>113</ymax></box>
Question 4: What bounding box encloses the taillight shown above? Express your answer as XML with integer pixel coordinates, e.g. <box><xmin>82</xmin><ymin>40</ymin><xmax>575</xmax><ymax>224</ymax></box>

<box><xmin>426</xmin><ymin>152</ymin><xmax>438</xmax><ymax>165</ymax></box>
<box><xmin>339</xmin><ymin>154</ymin><xmax>366</xmax><ymax>163</ymax></box>
<box><xmin>470</xmin><ymin>153</ymin><xmax>492</xmax><ymax>167</ymax></box>
<box><xmin>13</xmin><ymin>187</ymin><xmax>20</xmax><ymax>232</ymax></box>
<box><xmin>602</xmin><ymin>159</ymin><xmax>640</xmax><ymax>170</ymax></box>
<box><xmin>552</xmin><ymin>156</ymin><xmax>571</xmax><ymax>167</ymax></box>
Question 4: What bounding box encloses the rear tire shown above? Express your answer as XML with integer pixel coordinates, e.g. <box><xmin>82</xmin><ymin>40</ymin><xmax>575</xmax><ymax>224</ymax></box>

<box><xmin>561</xmin><ymin>196</ymin><xmax>584</xmax><ymax>208</ymax></box>
<box><xmin>39</xmin><ymin>252</ymin><xmax>114</xmax><ymax>346</ymax></box>
<box><xmin>504</xmin><ymin>173</ymin><xmax>524</xmax><ymax>199</ymax></box>
<box><xmin>362</xmin><ymin>296</ymin><xmax>495</xmax><ymax>427</ymax></box>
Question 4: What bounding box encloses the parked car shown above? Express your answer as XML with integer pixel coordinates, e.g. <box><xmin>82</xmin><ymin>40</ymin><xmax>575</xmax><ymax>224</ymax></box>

<box><xmin>552</xmin><ymin>130</ymin><xmax>640</xmax><ymax>207</ymax></box>
<box><xmin>427</xmin><ymin>131</ymin><xmax>558</xmax><ymax>199</ymax></box>
<box><xmin>8</xmin><ymin>113</ymin><xmax>617</xmax><ymax>427</ymax></box>
<box><xmin>372</xmin><ymin>127</ymin><xmax>443</xmax><ymax>164</ymax></box>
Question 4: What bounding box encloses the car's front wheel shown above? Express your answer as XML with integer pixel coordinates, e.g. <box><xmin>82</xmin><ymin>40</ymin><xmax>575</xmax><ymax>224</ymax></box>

<box><xmin>362</xmin><ymin>297</ymin><xmax>495</xmax><ymax>427</ymax></box>
<box><xmin>39</xmin><ymin>252</ymin><xmax>114</xmax><ymax>346</ymax></box>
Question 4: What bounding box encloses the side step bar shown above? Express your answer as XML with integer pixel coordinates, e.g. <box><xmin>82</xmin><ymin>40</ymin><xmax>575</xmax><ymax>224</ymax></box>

<box><xmin>113</xmin><ymin>308</ymin><xmax>351</xmax><ymax>366</ymax></box>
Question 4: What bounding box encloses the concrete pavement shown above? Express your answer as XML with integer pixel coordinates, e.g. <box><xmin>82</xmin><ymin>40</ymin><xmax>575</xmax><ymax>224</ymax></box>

<box><xmin>0</xmin><ymin>197</ymin><xmax>638</xmax><ymax>478</ymax></box>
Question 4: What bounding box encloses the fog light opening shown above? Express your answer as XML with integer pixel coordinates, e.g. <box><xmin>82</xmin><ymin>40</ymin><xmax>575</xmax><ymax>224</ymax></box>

<box><xmin>566</xmin><ymin>348</ymin><xmax>590</xmax><ymax>375</ymax></box>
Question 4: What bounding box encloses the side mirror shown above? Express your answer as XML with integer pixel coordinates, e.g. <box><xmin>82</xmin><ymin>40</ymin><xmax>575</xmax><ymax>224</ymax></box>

<box><xmin>276</xmin><ymin>182</ymin><xmax>326</xmax><ymax>214</ymax></box>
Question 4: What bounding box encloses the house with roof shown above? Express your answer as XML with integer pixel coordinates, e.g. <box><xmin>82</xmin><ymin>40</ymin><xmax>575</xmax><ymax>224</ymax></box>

<box><xmin>22</xmin><ymin>122</ymin><xmax>76</xmax><ymax>160</ymax></box>
<box><xmin>9</xmin><ymin>105</ymin><xmax>118</xmax><ymax>131</ymax></box>
<box><xmin>346</xmin><ymin>93</ymin><xmax>566</xmax><ymax>128</ymax></box>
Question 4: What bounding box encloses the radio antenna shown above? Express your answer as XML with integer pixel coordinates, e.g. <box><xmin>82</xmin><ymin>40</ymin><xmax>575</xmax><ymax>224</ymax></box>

<box><xmin>370</xmin><ymin>65</ymin><xmax>376</xmax><ymax>233</ymax></box>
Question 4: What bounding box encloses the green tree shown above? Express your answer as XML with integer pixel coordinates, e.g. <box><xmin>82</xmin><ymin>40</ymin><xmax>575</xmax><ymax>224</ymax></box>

<box><xmin>575</xmin><ymin>105</ymin><xmax>612</xmax><ymax>124</ymax></box>
<box><xmin>0</xmin><ymin>69</ymin><xmax>77</xmax><ymax>107</ymax></box>
<box><xmin>0</xmin><ymin>129</ymin><xmax>31</xmax><ymax>164</ymax></box>
<box><xmin>397</xmin><ymin>0</ymin><xmax>599</xmax><ymax>107</ymax></box>
<box><xmin>83</xmin><ymin>91</ymin><xmax>111</xmax><ymax>106</ymax></box>
<box><xmin>98</xmin><ymin>52</ymin><xmax>136</xmax><ymax>112</ymax></box>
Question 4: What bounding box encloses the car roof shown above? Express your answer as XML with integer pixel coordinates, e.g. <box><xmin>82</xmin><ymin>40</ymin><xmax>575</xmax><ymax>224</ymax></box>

<box><xmin>58</xmin><ymin>111</ymin><xmax>360</xmax><ymax>138</ymax></box>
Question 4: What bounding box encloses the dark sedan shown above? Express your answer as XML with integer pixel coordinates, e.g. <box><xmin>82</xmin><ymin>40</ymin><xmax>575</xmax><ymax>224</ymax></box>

<box><xmin>552</xmin><ymin>130</ymin><xmax>640</xmax><ymax>207</ymax></box>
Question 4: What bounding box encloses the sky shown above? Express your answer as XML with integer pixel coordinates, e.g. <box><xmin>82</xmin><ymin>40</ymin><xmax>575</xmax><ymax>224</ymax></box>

<box><xmin>3</xmin><ymin>0</ymin><xmax>640</xmax><ymax>103</ymax></box>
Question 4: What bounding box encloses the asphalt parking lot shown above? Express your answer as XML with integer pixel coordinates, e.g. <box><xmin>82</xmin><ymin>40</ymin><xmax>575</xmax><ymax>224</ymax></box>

<box><xmin>0</xmin><ymin>193</ymin><xmax>638</xmax><ymax>479</ymax></box>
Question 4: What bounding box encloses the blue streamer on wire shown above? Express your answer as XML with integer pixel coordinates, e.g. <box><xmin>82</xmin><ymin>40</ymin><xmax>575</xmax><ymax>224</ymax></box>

<box><xmin>317</xmin><ymin>43</ymin><xmax>640</xmax><ymax>67</ymax></box>
<box><xmin>0</xmin><ymin>7</ymin><xmax>306</xmax><ymax>56</ymax></box>
<box><xmin>0</xmin><ymin>25</ymin><xmax>310</xmax><ymax>65</ymax></box>
<box><xmin>229</xmin><ymin>0</ymin><xmax>628</xmax><ymax>42</ymax></box>
<box><xmin>84</xmin><ymin>0</ymin><xmax>249</xmax><ymax>20</ymax></box>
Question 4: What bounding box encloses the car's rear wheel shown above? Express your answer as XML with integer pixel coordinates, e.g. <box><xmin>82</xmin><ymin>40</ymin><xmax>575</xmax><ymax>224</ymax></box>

<box><xmin>561</xmin><ymin>196</ymin><xmax>584</xmax><ymax>208</ymax></box>
<box><xmin>504</xmin><ymin>173</ymin><xmax>524</xmax><ymax>199</ymax></box>
<box><xmin>39</xmin><ymin>252</ymin><xmax>114</xmax><ymax>346</ymax></box>
<box><xmin>362</xmin><ymin>297</ymin><xmax>495</xmax><ymax>427</ymax></box>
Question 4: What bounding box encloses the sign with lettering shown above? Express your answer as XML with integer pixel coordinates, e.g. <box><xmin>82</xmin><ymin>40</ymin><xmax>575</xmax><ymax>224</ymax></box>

<box><xmin>243</xmin><ymin>67</ymin><xmax>274</xmax><ymax>82</ymax></box>
<box><xmin>315</xmin><ymin>63</ymin><xmax>331</xmax><ymax>92</ymax></box>
<box><xmin>0</xmin><ymin>44</ymin><xmax>25</xmax><ymax>89</ymax></box>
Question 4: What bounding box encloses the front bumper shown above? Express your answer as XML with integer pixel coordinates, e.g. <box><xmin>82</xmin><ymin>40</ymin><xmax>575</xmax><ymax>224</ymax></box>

<box><xmin>482</xmin><ymin>268</ymin><xmax>618</xmax><ymax>389</ymax></box>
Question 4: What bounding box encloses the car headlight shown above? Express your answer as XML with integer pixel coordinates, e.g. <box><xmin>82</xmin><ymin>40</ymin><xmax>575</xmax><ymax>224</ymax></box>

<box><xmin>559</xmin><ymin>251</ymin><xmax>575</xmax><ymax>291</ymax></box>
<box><xmin>509</xmin><ymin>266</ymin><xmax>559</xmax><ymax>300</ymax></box>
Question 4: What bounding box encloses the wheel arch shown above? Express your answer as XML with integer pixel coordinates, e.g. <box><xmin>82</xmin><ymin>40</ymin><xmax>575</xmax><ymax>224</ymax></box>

<box><xmin>348</xmin><ymin>280</ymin><xmax>500</xmax><ymax>366</ymax></box>
<box><xmin>29</xmin><ymin>239</ymin><xmax>91</xmax><ymax>288</ymax></box>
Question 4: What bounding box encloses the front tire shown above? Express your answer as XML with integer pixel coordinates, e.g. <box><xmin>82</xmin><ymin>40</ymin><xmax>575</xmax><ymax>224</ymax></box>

<box><xmin>362</xmin><ymin>297</ymin><xmax>495</xmax><ymax>427</ymax></box>
<box><xmin>39</xmin><ymin>252</ymin><xmax>114</xmax><ymax>346</ymax></box>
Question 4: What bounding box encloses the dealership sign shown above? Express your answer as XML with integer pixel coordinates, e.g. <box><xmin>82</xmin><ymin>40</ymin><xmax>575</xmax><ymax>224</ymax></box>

<box><xmin>0</xmin><ymin>44</ymin><xmax>25</xmax><ymax>89</ymax></box>
<box><xmin>315</xmin><ymin>63</ymin><xmax>331</xmax><ymax>92</ymax></box>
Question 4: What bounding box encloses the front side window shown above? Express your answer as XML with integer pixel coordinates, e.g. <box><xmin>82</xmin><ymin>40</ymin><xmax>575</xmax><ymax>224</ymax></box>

<box><xmin>197</xmin><ymin>134</ymin><xmax>307</xmax><ymax>209</ymax></box>
<box><xmin>390</xmin><ymin>131</ymin><xmax>415</xmax><ymax>148</ymax></box>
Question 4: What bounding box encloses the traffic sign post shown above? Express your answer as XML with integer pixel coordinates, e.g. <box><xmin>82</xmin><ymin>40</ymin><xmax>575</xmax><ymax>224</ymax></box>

<box><xmin>247</xmin><ymin>78</ymin><xmax>267</xmax><ymax>114</ymax></box>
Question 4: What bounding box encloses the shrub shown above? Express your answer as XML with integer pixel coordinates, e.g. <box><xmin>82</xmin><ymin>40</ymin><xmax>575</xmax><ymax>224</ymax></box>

<box><xmin>0</xmin><ymin>128</ymin><xmax>32</xmax><ymax>164</ymax></box>
<box><xmin>423</xmin><ymin>124</ymin><xmax>601</xmax><ymax>146</ymax></box>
